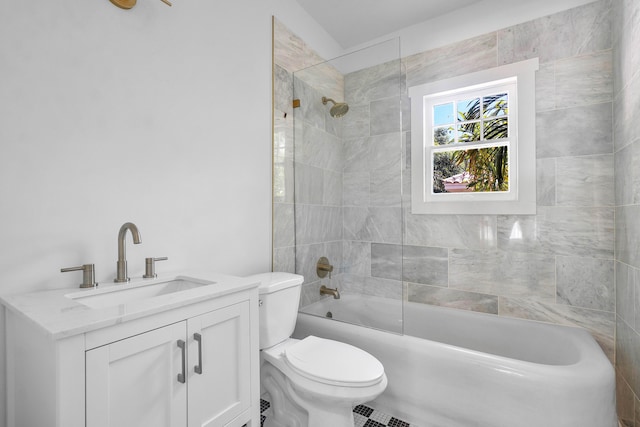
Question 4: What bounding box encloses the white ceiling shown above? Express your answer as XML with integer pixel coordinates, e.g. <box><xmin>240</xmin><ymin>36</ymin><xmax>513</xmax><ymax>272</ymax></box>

<box><xmin>294</xmin><ymin>0</ymin><xmax>485</xmax><ymax>49</ymax></box>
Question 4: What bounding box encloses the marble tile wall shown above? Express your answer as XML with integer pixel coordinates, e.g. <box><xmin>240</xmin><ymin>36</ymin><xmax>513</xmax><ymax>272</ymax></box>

<box><xmin>338</xmin><ymin>54</ymin><xmax>404</xmax><ymax>301</ymax></box>
<box><xmin>612</xmin><ymin>0</ymin><xmax>640</xmax><ymax>424</ymax></box>
<box><xmin>273</xmin><ymin>19</ymin><xmax>343</xmax><ymax>101</ymax></box>
<box><xmin>339</xmin><ymin>0</ymin><xmax>616</xmax><ymax>360</ymax></box>
<box><xmin>272</xmin><ymin>19</ymin><xmax>346</xmax><ymax>306</ymax></box>
<box><xmin>292</xmin><ymin>72</ymin><xmax>348</xmax><ymax>305</ymax></box>
<box><xmin>274</xmin><ymin>30</ymin><xmax>405</xmax><ymax>307</ymax></box>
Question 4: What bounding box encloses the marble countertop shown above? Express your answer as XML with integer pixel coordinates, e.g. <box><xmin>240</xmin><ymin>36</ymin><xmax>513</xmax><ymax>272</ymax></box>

<box><xmin>0</xmin><ymin>271</ymin><xmax>260</xmax><ymax>340</ymax></box>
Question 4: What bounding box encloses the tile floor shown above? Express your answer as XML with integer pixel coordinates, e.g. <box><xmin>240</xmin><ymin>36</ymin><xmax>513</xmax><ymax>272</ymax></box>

<box><xmin>260</xmin><ymin>397</ymin><xmax>419</xmax><ymax>427</ymax></box>
<box><xmin>261</xmin><ymin>400</ymin><xmax>624</xmax><ymax>427</ymax></box>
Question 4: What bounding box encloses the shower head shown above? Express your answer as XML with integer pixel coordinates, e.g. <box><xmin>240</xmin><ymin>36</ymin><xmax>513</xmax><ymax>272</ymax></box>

<box><xmin>322</xmin><ymin>96</ymin><xmax>349</xmax><ymax>118</ymax></box>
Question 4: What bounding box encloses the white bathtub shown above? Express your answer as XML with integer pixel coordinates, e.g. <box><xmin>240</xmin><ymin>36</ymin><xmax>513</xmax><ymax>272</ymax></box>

<box><xmin>294</xmin><ymin>294</ymin><xmax>616</xmax><ymax>427</ymax></box>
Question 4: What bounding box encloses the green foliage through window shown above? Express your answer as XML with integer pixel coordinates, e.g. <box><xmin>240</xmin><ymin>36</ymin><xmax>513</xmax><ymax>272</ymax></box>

<box><xmin>432</xmin><ymin>93</ymin><xmax>509</xmax><ymax>193</ymax></box>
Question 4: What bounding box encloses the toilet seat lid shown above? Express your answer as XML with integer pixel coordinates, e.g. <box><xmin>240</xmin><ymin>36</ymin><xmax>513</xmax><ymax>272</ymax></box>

<box><xmin>284</xmin><ymin>336</ymin><xmax>384</xmax><ymax>387</ymax></box>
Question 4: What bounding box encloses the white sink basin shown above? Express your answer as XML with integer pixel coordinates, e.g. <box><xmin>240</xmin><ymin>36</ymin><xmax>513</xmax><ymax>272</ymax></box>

<box><xmin>67</xmin><ymin>277</ymin><xmax>214</xmax><ymax>309</ymax></box>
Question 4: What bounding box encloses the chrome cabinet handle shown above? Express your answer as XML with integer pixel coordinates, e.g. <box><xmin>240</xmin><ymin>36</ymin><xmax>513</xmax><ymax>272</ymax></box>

<box><xmin>194</xmin><ymin>333</ymin><xmax>203</xmax><ymax>374</ymax></box>
<box><xmin>177</xmin><ymin>340</ymin><xmax>186</xmax><ymax>384</ymax></box>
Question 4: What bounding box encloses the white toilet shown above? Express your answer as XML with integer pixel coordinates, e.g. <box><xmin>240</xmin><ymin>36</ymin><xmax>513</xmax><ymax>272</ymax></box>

<box><xmin>250</xmin><ymin>272</ymin><xmax>388</xmax><ymax>427</ymax></box>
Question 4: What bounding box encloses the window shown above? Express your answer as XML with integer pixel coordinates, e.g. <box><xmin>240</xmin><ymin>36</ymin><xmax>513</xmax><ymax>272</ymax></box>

<box><xmin>409</xmin><ymin>58</ymin><xmax>538</xmax><ymax>215</ymax></box>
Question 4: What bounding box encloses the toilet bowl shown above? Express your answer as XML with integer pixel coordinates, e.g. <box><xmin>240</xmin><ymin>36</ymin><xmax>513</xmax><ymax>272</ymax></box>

<box><xmin>248</xmin><ymin>272</ymin><xmax>387</xmax><ymax>427</ymax></box>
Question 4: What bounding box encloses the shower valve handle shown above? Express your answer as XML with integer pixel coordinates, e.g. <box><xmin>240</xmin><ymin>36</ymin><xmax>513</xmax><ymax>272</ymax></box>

<box><xmin>317</xmin><ymin>257</ymin><xmax>334</xmax><ymax>278</ymax></box>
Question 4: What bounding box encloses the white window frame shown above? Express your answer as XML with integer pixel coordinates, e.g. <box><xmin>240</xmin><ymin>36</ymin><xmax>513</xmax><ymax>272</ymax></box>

<box><xmin>409</xmin><ymin>58</ymin><xmax>538</xmax><ymax>215</ymax></box>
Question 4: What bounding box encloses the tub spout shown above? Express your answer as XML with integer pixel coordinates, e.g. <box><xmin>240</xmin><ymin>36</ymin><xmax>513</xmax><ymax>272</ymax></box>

<box><xmin>320</xmin><ymin>285</ymin><xmax>340</xmax><ymax>299</ymax></box>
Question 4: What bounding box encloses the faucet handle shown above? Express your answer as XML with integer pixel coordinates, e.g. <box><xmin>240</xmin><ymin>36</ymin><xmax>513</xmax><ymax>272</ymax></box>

<box><xmin>143</xmin><ymin>257</ymin><xmax>168</xmax><ymax>278</ymax></box>
<box><xmin>317</xmin><ymin>256</ymin><xmax>334</xmax><ymax>279</ymax></box>
<box><xmin>61</xmin><ymin>264</ymin><xmax>98</xmax><ymax>288</ymax></box>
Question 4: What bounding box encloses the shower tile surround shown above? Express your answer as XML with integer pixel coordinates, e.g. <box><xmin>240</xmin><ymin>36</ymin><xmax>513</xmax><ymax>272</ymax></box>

<box><xmin>274</xmin><ymin>0</ymin><xmax>616</xmax><ymax>364</ymax></box>
<box><xmin>273</xmin><ymin>17</ymin><xmax>346</xmax><ymax>307</ymax></box>
<box><xmin>613</xmin><ymin>0</ymin><xmax>640</xmax><ymax>425</ymax></box>
<box><xmin>275</xmin><ymin>7</ymin><xmax>631</xmax><ymax>425</ymax></box>
<box><xmin>273</xmin><ymin>0</ymin><xmax>640</xmax><ymax>424</ymax></box>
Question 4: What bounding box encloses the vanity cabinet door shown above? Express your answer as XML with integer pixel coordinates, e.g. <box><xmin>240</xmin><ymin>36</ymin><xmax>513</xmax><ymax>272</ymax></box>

<box><xmin>187</xmin><ymin>300</ymin><xmax>251</xmax><ymax>427</ymax></box>
<box><xmin>86</xmin><ymin>322</ymin><xmax>188</xmax><ymax>427</ymax></box>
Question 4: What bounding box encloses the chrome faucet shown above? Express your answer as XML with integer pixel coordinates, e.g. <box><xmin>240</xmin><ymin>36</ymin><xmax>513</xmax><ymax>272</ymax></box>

<box><xmin>114</xmin><ymin>222</ymin><xmax>142</xmax><ymax>283</ymax></box>
<box><xmin>320</xmin><ymin>285</ymin><xmax>340</xmax><ymax>299</ymax></box>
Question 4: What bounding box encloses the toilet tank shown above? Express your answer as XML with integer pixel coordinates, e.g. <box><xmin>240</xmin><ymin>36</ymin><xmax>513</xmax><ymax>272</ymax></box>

<box><xmin>248</xmin><ymin>272</ymin><xmax>303</xmax><ymax>349</ymax></box>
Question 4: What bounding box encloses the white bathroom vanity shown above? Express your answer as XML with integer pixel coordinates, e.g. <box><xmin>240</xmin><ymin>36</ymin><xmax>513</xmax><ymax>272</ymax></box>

<box><xmin>1</xmin><ymin>272</ymin><xmax>260</xmax><ymax>427</ymax></box>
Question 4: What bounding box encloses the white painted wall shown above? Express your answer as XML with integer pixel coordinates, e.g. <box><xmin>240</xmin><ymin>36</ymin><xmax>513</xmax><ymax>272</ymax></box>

<box><xmin>0</xmin><ymin>0</ymin><xmax>339</xmax><ymax>425</ymax></box>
